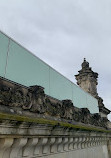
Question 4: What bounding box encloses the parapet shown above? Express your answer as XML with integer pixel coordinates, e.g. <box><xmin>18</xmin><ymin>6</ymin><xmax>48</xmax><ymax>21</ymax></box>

<box><xmin>0</xmin><ymin>76</ymin><xmax>109</xmax><ymax>130</ymax></box>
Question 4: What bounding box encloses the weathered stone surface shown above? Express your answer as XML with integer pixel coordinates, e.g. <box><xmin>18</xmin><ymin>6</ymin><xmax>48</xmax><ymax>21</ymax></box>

<box><xmin>45</xmin><ymin>98</ymin><xmax>62</xmax><ymax>117</ymax></box>
<box><xmin>0</xmin><ymin>77</ymin><xmax>109</xmax><ymax>129</ymax></box>
<box><xmin>0</xmin><ymin>122</ymin><xmax>110</xmax><ymax>158</ymax></box>
<box><xmin>62</xmin><ymin>100</ymin><xmax>74</xmax><ymax>120</ymax></box>
<box><xmin>0</xmin><ymin>77</ymin><xmax>110</xmax><ymax>158</ymax></box>
<box><xmin>75</xmin><ymin>58</ymin><xmax>98</xmax><ymax>98</ymax></box>
<box><xmin>28</xmin><ymin>85</ymin><xmax>46</xmax><ymax>114</ymax></box>
<box><xmin>0</xmin><ymin>84</ymin><xmax>29</xmax><ymax>107</ymax></box>
<box><xmin>75</xmin><ymin>58</ymin><xmax>110</xmax><ymax>118</ymax></box>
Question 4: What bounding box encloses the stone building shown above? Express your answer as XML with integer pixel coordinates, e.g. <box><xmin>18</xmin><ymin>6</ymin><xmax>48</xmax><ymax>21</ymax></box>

<box><xmin>0</xmin><ymin>31</ymin><xmax>111</xmax><ymax>158</ymax></box>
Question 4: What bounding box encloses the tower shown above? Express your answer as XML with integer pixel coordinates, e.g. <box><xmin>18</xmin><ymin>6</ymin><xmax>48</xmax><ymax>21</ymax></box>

<box><xmin>75</xmin><ymin>58</ymin><xmax>98</xmax><ymax>98</ymax></box>
<box><xmin>75</xmin><ymin>58</ymin><xmax>110</xmax><ymax>118</ymax></box>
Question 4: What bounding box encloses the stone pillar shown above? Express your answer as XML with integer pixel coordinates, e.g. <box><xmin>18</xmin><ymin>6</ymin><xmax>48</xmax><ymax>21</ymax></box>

<box><xmin>0</xmin><ymin>138</ymin><xmax>14</xmax><ymax>158</ymax></box>
<box><xmin>107</xmin><ymin>139</ymin><xmax>111</xmax><ymax>157</ymax></box>
<box><xmin>10</xmin><ymin>138</ymin><xmax>27</xmax><ymax>158</ymax></box>
<box><xmin>22</xmin><ymin>138</ymin><xmax>38</xmax><ymax>157</ymax></box>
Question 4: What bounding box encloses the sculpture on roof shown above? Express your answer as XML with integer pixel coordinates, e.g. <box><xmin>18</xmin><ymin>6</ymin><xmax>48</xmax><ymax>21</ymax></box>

<box><xmin>75</xmin><ymin>58</ymin><xmax>110</xmax><ymax>118</ymax></box>
<box><xmin>0</xmin><ymin>77</ymin><xmax>108</xmax><ymax>129</ymax></box>
<box><xmin>75</xmin><ymin>58</ymin><xmax>98</xmax><ymax>98</ymax></box>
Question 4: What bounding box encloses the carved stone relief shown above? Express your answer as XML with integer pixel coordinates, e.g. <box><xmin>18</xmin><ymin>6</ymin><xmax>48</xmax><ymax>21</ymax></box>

<box><xmin>0</xmin><ymin>78</ymin><xmax>108</xmax><ymax>129</ymax></box>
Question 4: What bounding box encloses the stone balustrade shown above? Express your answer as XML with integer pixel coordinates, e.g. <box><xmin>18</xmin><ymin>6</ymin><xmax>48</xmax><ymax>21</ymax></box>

<box><xmin>0</xmin><ymin>114</ymin><xmax>110</xmax><ymax>158</ymax></box>
<box><xmin>0</xmin><ymin>135</ymin><xmax>110</xmax><ymax>158</ymax></box>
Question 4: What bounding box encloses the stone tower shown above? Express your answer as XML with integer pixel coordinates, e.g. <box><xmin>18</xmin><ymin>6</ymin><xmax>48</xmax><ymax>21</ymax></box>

<box><xmin>75</xmin><ymin>58</ymin><xmax>110</xmax><ymax>118</ymax></box>
<box><xmin>75</xmin><ymin>58</ymin><xmax>98</xmax><ymax>98</ymax></box>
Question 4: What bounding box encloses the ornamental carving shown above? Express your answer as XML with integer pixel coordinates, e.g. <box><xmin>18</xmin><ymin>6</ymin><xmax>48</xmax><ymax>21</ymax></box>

<box><xmin>75</xmin><ymin>58</ymin><xmax>98</xmax><ymax>98</ymax></box>
<box><xmin>28</xmin><ymin>86</ymin><xmax>46</xmax><ymax>114</ymax></box>
<box><xmin>0</xmin><ymin>78</ymin><xmax>108</xmax><ymax>129</ymax></box>
<box><xmin>0</xmin><ymin>84</ymin><xmax>31</xmax><ymax>107</ymax></box>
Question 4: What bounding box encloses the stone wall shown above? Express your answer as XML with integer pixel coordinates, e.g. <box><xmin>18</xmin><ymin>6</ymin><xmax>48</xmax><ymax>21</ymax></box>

<box><xmin>0</xmin><ymin>76</ymin><xmax>111</xmax><ymax>158</ymax></box>
<box><xmin>0</xmin><ymin>115</ymin><xmax>110</xmax><ymax>158</ymax></box>
<box><xmin>0</xmin><ymin>77</ymin><xmax>108</xmax><ymax>129</ymax></box>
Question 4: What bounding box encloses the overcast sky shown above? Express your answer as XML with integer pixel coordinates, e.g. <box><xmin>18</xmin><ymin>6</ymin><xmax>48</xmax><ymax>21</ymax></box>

<box><xmin>0</xmin><ymin>0</ymin><xmax>111</xmax><ymax>119</ymax></box>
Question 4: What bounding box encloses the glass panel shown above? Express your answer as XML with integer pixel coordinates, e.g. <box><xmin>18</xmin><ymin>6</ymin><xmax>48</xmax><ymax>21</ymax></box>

<box><xmin>5</xmin><ymin>40</ymin><xmax>50</xmax><ymax>94</ymax></box>
<box><xmin>86</xmin><ymin>94</ymin><xmax>99</xmax><ymax>113</ymax></box>
<box><xmin>0</xmin><ymin>32</ymin><xmax>99</xmax><ymax>114</ymax></box>
<box><xmin>49</xmin><ymin>67</ymin><xmax>72</xmax><ymax>100</ymax></box>
<box><xmin>72</xmin><ymin>84</ymin><xmax>87</xmax><ymax>109</ymax></box>
<box><xmin>0</xmin><ymin>32</ymin><xmax>9</xmax><ymax>77</ymax></box>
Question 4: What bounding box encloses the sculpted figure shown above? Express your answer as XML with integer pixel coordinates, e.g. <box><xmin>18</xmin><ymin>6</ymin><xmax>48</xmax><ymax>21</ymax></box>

<box><xmin>81</xmin><ymin>108</ymin><xmax>90</xmax><ymax>124</ymax></box>
<box><xmin>29</xmin><ymin>85</ymin><xmax>46</xmax><ymax>114</ymax></box>
<box><xmin>45</xmin><ymin>98</ymin><xmax>62</xmax><ymax>117</ymax></box>
<box><xmin>62</xmin><ymin>100</ymin><xmax>74</xmax><ymax>120</ymax></box>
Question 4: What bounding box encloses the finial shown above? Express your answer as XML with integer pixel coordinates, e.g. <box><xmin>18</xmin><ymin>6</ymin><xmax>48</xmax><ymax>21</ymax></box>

<box><xmin>82</xmin><ymin>58</ymin><xmax>89</xmax><ymax>69</ymax></box>
<box><xmin>84</xmin><ymin>58</ymin><xmax>86</xmax><ymax>62</ymax></box>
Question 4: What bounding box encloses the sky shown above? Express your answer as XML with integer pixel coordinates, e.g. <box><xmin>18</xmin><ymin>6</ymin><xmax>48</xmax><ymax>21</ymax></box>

<box><xmin>0</xmin><ymin>0</ymin><xmax>111</xmax><ymax>119</ymax></box>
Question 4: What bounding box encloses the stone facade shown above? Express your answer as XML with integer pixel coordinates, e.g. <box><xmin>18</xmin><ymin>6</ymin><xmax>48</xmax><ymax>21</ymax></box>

<box><xmin>0</xmin><ymin>120</ymin><xmax>110</xmax><ymax>158</ymax></box>
<box><xmin>0</xmin><ymin>29</ymin><xmax>110</xmax><ymax>157</ymax></box>
<box><xmin>0</xmin><ymin>62</ymin><xmax>110</xmax><ymax>158</ymax></box>
<box><xmin>0</xmin><ymin>77</ymin><xmax>108</xmax><ymax>129</ymax></box>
